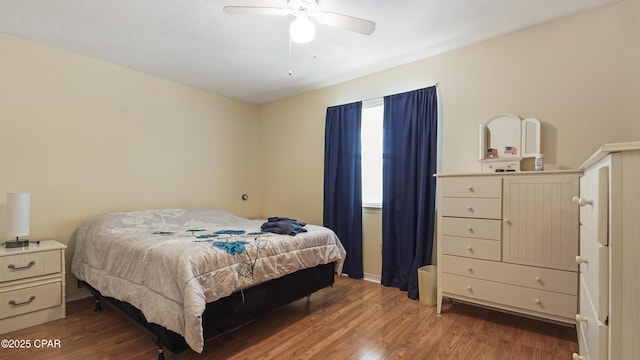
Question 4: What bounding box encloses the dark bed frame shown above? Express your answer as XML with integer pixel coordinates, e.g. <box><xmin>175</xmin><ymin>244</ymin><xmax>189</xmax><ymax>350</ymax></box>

<box><xmin>79</xmin><ymin>262</ymin><xmax>336</xmax><ymax>359</ymax></box>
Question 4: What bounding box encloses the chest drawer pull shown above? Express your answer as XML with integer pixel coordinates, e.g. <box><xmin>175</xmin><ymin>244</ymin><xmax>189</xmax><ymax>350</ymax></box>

<box><xmin>8</xmin><ymin>261</ymin><xmax>36</xmax><ymax>271</ymax></box>
<box><xmin>575</xmin><ymin>256</ymin><xmax>589</xmax><ymax>264</ymax></box>
<box><xmin>572</xmin><ymin>196</ymin><xmax>593</xmax><ymax>207</ymax></box>
<box><xmin>9</xmin><ymin>295</ymin><xmax>36</xmax><ymax>307</ymax></box>
<box><xmin>575</xmin><ymin>314</ymin><xmax>588</xmax><ymax>323</ymax></box>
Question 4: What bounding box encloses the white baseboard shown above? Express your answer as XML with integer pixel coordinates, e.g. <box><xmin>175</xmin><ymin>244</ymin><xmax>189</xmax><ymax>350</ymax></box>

<box><xmin>363</xmin><ymin>273</ymin><xmax>381</xmax><ymax>283</ymax></box>
<box><xmin>339</xmin><ymin>272</ymin><xmax>381</xmax><ymax>283</ymax></box>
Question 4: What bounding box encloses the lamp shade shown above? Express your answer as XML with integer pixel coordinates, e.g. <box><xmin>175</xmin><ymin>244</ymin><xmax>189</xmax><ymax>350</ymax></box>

<box><xmin>6</xmin><ymin>193</ymin><xmax>30</xmax><ymax>239</ymax></box>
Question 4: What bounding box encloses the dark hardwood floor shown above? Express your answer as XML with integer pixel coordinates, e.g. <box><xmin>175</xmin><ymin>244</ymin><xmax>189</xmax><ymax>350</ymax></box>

<box><xmin>0</xmin><ymin>276</ymin><xmax>578</xmax><ymax>359</ymax></box>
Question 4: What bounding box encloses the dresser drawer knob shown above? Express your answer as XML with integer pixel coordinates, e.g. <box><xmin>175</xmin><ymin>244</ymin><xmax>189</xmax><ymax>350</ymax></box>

<box><xmin>575</xmin><ymin>314</ymin><xmax>588</xmax><ymax>323</ymax></box>
<box><xmin>572</xmin><ymin>353</ymin><xmax>585</xmax><ymax>360</ymax></box>
<box><xmin>467</xmin><ymin>186</ymin><xmax>474</xmax><ymax>192</ymax></box>
<box><xmin>534</xmin><ymin>298</ymin><xmax>541</xmax><ymax>304</ymax></box>
<box><xmin>466</xmin><ymin>266</ymin><xmax>472</xmax><ymax>272</ymax></box>
<box><xmin>466</xmin><ymin>226</ymin><xmax>473</xmax><ymax>232</ymax></box>
<box><xmin>572</xmin><ymin>196</ymin><xmax>593</xmax><ymax>207</ymax></box>
<box><xmin>466</xmin><ymin>246</ymin><xmax>473</xmax><ymax>253</ymax></box>
<box><xmin>535</xmin><ymin>276</ymin><xmax>541</xmax><ymax>282</ymax></box>
<box><xmin>503</xmin><ymin>218</ymin><xmax>511</xmax><ymax>224</ymax></box>
<box><xmin>8</xmin><ymin>261</ymin><xmax>36</xmax><ymax>271</ymax></box>
<box><xmin>9</xmin><ymin>296</ymin><xmax>36</xmax><ymax>307</ymax></box>
<box><xmin>575</xmin><ymin>256</ymin><xmax>589</xmax><ymax>264</ymax></box>
<box><xmin>467</xmin><ymin>205</ymin><xmax>473</xmax><ymax>212</ymax></box>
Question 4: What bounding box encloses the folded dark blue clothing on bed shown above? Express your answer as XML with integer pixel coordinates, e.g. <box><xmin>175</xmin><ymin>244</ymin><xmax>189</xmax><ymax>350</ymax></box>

<box><xmin>266</xmin><ymin>216</ymin><xmax>306</xmax><ymax>227</ymax></box>
<box><xmin>261</xmin><ymin>217</ymin><xmax>307</xmax><ymax>236</ymax></box>
<box><xmin>261</xmin><ymin>222</ymin><xmax>307</xmax><ymax>236</ymax></box>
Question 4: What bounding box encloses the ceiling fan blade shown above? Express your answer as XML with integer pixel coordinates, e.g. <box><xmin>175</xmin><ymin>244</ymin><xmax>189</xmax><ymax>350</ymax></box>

<box><xmin>314</xmin><ymin>11</ymin><xmax>376</xmax><ymax>35</ymax></box>
<box><xmin>223</xmin><ymin>6</ymin><xmax>290</xmax><ymax>16</ymax></box>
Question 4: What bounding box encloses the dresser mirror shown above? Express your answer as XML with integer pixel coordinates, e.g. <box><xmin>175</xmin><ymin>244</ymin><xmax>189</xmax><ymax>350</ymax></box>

<box><xmin>479</xmin><ymin>114</ymin><xmax>540</xmax><ymax>169</ymax></box>
<box><xmin>521</xmin><ymin>118</ymin><xmax>541</xmax><ymax>157</ymax></box>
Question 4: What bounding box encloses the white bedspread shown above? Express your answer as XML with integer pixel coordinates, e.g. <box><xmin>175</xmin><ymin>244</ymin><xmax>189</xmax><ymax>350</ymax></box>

<box><xmin>70</xmin><ymin>208</ymin><xmax>346</xmax><ymax>352</ymax></box>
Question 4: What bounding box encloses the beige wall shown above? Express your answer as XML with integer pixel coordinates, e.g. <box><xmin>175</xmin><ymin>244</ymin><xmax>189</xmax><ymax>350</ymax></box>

<box><xmin>0</xmin><ymin>33</ymin><xmax>262</xmax><ymax>300</ymax></box>
<box><xmin>259</xmin><ymin>0</ymin><xmax>639</xmax><ymax>279</ymax></box>
<box><xmin>362</xmin><ymin>209</ymin><xmax>383</xmax><ymax>280</ymax></box>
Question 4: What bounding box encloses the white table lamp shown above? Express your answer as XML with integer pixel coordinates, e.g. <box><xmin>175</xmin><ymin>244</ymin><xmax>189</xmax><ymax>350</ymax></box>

<box><xmin>5</xmin><ymin>192</ymin><xmax>31</xmax><ymax>248</ymax></box>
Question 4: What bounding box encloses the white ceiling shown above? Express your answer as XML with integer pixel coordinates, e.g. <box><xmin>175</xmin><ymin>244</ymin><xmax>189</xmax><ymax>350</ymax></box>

<box><xmin>0</xmin><ymin>0</ymin><xmax>618</xmax><ymax>105</ymax></box>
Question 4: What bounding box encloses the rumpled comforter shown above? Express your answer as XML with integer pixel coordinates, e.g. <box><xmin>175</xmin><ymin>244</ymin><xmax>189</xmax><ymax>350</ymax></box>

<box><xmin>70</xmin><ymin>208</ymin><xmax>346</xmax><ymax>353</ymax></box>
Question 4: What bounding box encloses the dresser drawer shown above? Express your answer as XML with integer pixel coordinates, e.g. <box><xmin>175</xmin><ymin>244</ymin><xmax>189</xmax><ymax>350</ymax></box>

<box><xmin>0</xmin><ymin>250</ymin><xmax>62</xmax><ymax>283</ymax></box>
<box><xmin>442</xmin><ymin>273</ymin><xmax>576</xmax><ymax>321</ymax></box>
<box><xmin>441</xmin><ymin>217</ymin><xmax>501</xmax><ymax>240</ymax></box>
<box><xmin>577</xmin><ymin>277</ymin><xmax>608</xmax><ymax>360</ymax></box>
<box><xmin>442</xmin><ymin>255</ymin><xmax>577</xmax><ymax>295</ymax></box>
<box><xmin>578</xmin><ymin>166</ymin><xmax>608</xmax><ymax>246</ymax></box>
<box><xmin>579</xmin><ymin>227</ymin><xmax>609</xmax><ymax>322</ymax></box>
<box><xmin>0</xmin><ymin>281</ymin><xmax>62</xmax><ymax>320</ymax></box>
<box><xmin>441</xmin><ymin>237</ymin><xmax>501</xmax><ymax>261</ymax></box>
<box><xmin>440</xmin><ymin>177</ymin><xmax>502</xmax><ymax>198</ymax></box>
<box><xmin>481</xmin><ymin>160</ymin><xmax>520</xmax><ymax>173</ymax></box>
<box><xmin>440</xmin><ymin>198</ymin><xmax>502</xmax><ymax>219</ymax></box>
<box><xmin>576</xmin><ymin>322</ymin><xmax>589</xmax><ymax>360</ymax></box>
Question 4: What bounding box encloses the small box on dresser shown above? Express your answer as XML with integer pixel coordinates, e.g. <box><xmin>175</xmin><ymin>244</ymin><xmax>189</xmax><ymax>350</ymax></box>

<box><xmin>0</xmin><ymin>240</ymin><xmax>66</xmax><ymax>334</ymax></box>
<box><xmin>573</xmin><ymin>141</ymin><xmax>640</xmax><ymax>360</ymax></box>
<box><xmin>435</xmin><ymin>171</ymin><xmax>582</xmax><ymax>325</ymax></box>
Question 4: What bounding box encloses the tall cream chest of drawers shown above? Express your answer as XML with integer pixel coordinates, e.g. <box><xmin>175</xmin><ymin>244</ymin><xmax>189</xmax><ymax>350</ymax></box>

<box><xmin>573</xmin><ymin>141</ymin><xmax>640</xmax><ymax>360</ymax></box>
<box><xmin>435</xmin><ymin>171</ymin><xmax>582</xmax><ymax>324</ymax></box>
<box><xmin>0</xmin><ymin>240</ymin><xmax>66</xmax><ymax>333</ymax></box>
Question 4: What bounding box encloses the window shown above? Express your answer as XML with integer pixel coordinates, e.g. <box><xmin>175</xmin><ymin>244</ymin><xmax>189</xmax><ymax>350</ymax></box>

<box><xmin>361</xmin><ymin>99</ymin><xmax>383</xmax><ymax>208</ymax></box>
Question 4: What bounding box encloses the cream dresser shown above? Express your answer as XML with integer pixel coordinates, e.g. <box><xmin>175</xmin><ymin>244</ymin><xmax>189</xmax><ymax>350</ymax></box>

<box><xmin>0</xmin><ymin>240</ymin><xmax>66</xmax><ymax>333</ymax></box>
<box><xmin>435</xmin><ymin>171</ymin><xmax>581</xmax><ymax>324</ymax></box>
<box><xmin>573</xmin><ymin>141</ymin><xmax>640</xmax><ymax>360</ymax></box>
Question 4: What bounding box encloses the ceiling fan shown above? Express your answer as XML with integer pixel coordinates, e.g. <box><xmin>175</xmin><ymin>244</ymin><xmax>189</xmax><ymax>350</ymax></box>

<box><xmin>223</xmin><ymin>0</ymin><xmax>376</xmax><ymax>44</ymax></box>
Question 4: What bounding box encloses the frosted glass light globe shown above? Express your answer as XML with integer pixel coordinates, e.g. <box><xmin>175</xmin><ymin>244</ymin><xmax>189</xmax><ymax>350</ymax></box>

<box><xmin>289</xmin><ymin>16</ymin><xmax>315</xmax><ymax>44</ymax></box>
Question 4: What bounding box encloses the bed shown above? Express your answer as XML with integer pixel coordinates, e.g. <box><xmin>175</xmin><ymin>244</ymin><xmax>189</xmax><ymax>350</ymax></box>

<box><xmin>70</xmin><ymin>208</ymin><xmax>346</xmax><ymax>356</ymax></box>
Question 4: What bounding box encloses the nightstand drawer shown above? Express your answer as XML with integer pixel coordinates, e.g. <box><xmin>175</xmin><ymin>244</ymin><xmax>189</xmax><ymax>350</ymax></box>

<box><xmin>0</xmin><ymin>281</ymin><xmax>62</xmax><ymax>320</ymax></box>
<box><xmin>0</xmin><ymin>250</ymin><xmax>62</xmax><ymax>283</ymax></box>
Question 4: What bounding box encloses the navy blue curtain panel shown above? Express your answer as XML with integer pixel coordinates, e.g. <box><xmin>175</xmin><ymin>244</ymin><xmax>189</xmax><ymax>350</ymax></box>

<box><xmin>381</xmin><ymin>86</ymin><xmax>438</xmax><ymax>299</ymax></box>
<box><xmin>323</xmin><ymin>101</ymin><xmax>364</xmax><ymax>279</ymax></box>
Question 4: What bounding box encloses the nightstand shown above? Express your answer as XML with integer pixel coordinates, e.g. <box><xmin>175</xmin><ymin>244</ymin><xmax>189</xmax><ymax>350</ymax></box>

<box><xmin>0</xmin><ymin>240</ymin><xmax>66</xmax><ymax>334</ymax></box>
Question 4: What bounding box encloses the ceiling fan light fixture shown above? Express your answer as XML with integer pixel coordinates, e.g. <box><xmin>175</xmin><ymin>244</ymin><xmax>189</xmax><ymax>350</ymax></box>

<box><xmin>289</xmin><ymin>15</ymin><xmax>315</xmax><ymax>43</ymax></box>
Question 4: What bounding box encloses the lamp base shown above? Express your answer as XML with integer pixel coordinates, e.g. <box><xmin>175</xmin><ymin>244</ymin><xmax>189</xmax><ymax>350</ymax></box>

<box><xmin>4</xmin><ymin>239</ymin><xmax>30</xmax><ymax>248</ymax></box>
